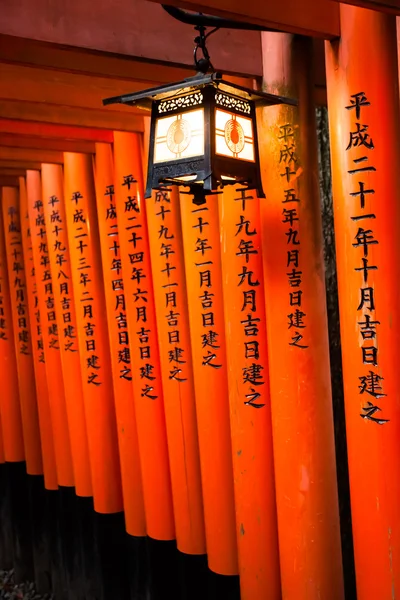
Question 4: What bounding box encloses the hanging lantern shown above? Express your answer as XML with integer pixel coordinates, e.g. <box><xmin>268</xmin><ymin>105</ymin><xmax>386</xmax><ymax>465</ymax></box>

<box><xmin>103</xmin><ymin>15</ymin><xmax>296</xmax><ymax>205</ymax></box>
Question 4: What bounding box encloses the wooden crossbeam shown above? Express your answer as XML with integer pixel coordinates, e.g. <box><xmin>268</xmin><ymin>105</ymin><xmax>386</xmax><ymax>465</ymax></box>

<box><xmin>0</xmin><ymin>0</ymin><xmax>263</xmax><ymax>76</ymax></box>
<box><xmin>0</xmin><ymin>63</ymin><xmax>152</xmax><ymax>113</ymax></box>
<box><xmin>0</xmin><ymin>160</ymin><xmax>41</xmax><ymax>169</ymax></box>
<box><xmin>0</xmin><ymin>120</ymin><xmax>114</xmax><ymax>142</ymax></box>
<box><xmin>0</xmin><ymin>176</ymin><xmax>19</xmax><ymax>187</ymax></box>
<box><xmin>0</xmin><ymin>167</ymin><xmax>28</xmax><ymax>176</ymax></box>
<box><xmin>0</xmin><ymin>34</ymin><xmax>192</xmax><ymax>83</ymax></box>
<box><xmin>0</xmin><ymin>147</ymin><xmax>63</xmax><ymax>163</ymax></box>
<box><xmin>0</xmin><ymin>101</ymin><xmax>145</xmax><ymax>131</ymax></box>
<box><xmin>0</xmin><ymin>135</ymin><xmax>95</xmax><ymax>153</ymax></box>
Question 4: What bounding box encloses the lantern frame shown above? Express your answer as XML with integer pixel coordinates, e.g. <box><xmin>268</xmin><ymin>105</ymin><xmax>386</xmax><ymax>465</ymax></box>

<box><xmin>103</xmin><ymin>72</ymin><xmax>297</xmax><ymax>200</ymax></box>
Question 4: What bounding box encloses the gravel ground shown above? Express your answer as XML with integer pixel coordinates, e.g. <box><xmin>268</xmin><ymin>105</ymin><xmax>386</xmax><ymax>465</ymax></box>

<box><xmin>0</xmin><ymin>570</ymin><xmax>53</xmax><ymax>600</ymax></box>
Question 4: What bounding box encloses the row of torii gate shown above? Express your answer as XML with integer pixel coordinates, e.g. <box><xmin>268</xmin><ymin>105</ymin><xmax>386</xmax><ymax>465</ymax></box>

<box><xmin>0</xmin><ymin>1</ymin><xmax>399</xmax><ymax>600</ymax></box>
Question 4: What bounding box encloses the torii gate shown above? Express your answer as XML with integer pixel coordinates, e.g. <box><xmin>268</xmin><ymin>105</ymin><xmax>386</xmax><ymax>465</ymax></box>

<box><xmin>0</xmin><ymin>1</ymin><xmax>399</xmax><ymax>599</ymax></box>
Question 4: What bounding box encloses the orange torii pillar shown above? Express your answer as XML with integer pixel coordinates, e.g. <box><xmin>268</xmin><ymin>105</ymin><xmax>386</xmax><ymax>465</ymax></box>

<box><xmin>219</xmin><ymin>186</ymin><xmax>281</xmax><ymax>599</ymax></box>
<box><xmin>63</xmin><ymin>152</ymin><xmax>128</xmax><ymax>600</ymax></box>
<box><xmin>19</xmin><ymin>177</ymin><xmax>58</xmax><ymax>494</ymax></box>
<box><xmin>325</xmin><ymin>6</ymin><xmax>400</xmax><ymax>598</ymax></box>
<box><xmin>26</xmin><ymin>170</ymin><xmax>75</xmax><ymax>491</ymax></box>
<box><xmin>26</xmin><ymin>169</ymin><xmax>88</xmax><ymax>598</ymax></box>
<box><xmin>112</xmin><ymin>132</ymin><xmax>178</xmax><ymax>597</ymax></box>
<box><xmin>0</xmin><ymin>204</ymin><xmax>24</xmax><ymax>572</ymax></box>
<box><xmin>146</xmin><ymin>185</ymin><xmax>209</xmax><ymax>591</ymax></box>
<box><xmin>0</xmin><ymin>196</ymin><xmax>25</xmax><ymax>467</ymax></box>
<box><xmin>41</xmin><ymin>164</ymin><xmax>92</xmax><ymax>499</ymax></box>
<box><xmin>19</xmin><ymin>176</ymin><xmax>65</xmax><ymax>597</ymax></box>
<box><xmin>40</xmin><ymin>163</ymin><xmax>100</xmax><ymax>599</ymax></box>
<box><xmin>179</xmin><ymin>192</ymin><xmax>239</xmax><ymax>594</ymax></box>
<box><xmin>1</xmin><ymin>185</ymin><xmax>42</xmax><ymax>583</ymax></box>
<box><xmin>21</xmin><ymin>176</ymin><xmax>66</xmax><ymax>595</ymax></box>
<box><xmin>259</xmin><ymin>33</ymin><xmax>344</xmax><ymax>599</ymax></box>
<box><xmin>93</xmin><ymin>143</ymin><xmax>149</xmax><ymax>597</ymax></box>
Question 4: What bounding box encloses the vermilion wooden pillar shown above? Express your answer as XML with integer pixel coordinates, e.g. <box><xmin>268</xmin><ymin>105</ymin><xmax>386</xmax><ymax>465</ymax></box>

<box><xmin>63</xmin><ymin>152</ymin><xmax>122</xmax><ymax>513</ymax></box>
<box><xmin>1</xmin><ymin>186</ymin><xmax>43</xmax><ymax>477</ymax></box>
<box><xmin>180</xmin><ymin>193</ymin><xmax>238</xmax><ymax>578</ymax></box>
<box><xmin>112</xmin><ymin>132</ymin><xmax>175</xmax><ymax>542</ymax></box>
<box><xmin>146</xmin><ymin>186</ymin><xmax>206</xmax><ymax>557</ymax></box>
<box><xmin>93</xmin><ymin>143</ymin><xmax>146</xmax><ymax>537</ymax></box>
<box><xmin>218</xmin><ymin>185</ymin><xmax>280</xmax><ymax>599</ymax></box>
<box><xmin>325</xmin><ymin>7</ymin><xmax>400</xmax><ymax>598</ymax></box>
<box><xmin>259</xmin><ymin>33</ymin><xmax>344</xmax><ymax>599</ymax></box>
<box><xmin>26</xmin><ymin>169</ymin><xmax>75</xmax><ymax>490</ymax></box>
<box><xmin>41</xmin><ymin>163</ymin><xmax>92</xmax><ymax>499</ymax></box>
<box><xmin>19</xmin><ymin>177</ymin><xmax>58</xmax><ymax>492</ymax></box>
<box><xmin>0</xmin><ymin>199</ymin><xmax>25</xmax><ymax>466</ymax></box>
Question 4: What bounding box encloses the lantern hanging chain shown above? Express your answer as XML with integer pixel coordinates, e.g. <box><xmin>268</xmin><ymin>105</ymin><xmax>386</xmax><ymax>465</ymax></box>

<box><xmin>193</xmin><ymin>24</ymin><xmax>219</xmax><ymax>74</ymax></box>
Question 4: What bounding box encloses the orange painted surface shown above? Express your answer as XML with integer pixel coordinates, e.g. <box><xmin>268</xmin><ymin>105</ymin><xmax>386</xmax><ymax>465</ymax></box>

<box><xmin>0</xmin><ymin>414</ymin><xmax>4</xmax><ymax>464</ymax></box>
<box><xmin>63</xmin><ymin>152</ymin><xmax>123</xmax><ymax>514</ymax></box>
<box><xmin>113</xmin><ymin>131</ymin><xmax>175</xmax><ymax>540</ymax></box>
<box><xmin>26</xmin><ymin>169</ymin><xmax>74</xmax><ymax>488</ymax></box>
<box><xmin>218</xmin><ymin>185</ymin><xmax>281</xmax><ymax>598</ymax></box>
<box><xmin>325</xmin><ymin>6</ymin><xmax>400</xmax><ymax>598</ymax></box>
<box><xmin>146</xmin><ymin>186</ymin><xmax>206</xmax><ymax>555</ymax></box>
<box><xmin>93</xmin><ymin>142</ymin><xmax>145</xmax><ymax>534</ymax></box>
<box><xmin>19</xmin><ymin>177</ymin><xmax>58</xmax><ymax>490</ymax></box>
<box><xmin>180</xmin><ymin>193</ymin><xmax>238</xmax><ymax>575</ymax></box>
<box><xmin>1</xmin><ymin>186</ymin><xmax>43</xmax><ymax>475</ymax></box>
<box><xmin>41</xmin><ymin>163</ymin><xmax>92</xmax><ymax>497</ymax></box>
<box><xmin>259</xmin><ymin>33</ymin><xmax>343</xmax><ymax>599</ymax></box>
<box><xmin>0</xmin><ymin>199</ymin><xmax>25</xmax><ymax>464</ymax></box>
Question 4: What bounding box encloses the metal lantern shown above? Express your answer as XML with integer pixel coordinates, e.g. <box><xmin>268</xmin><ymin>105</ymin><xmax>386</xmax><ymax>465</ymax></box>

<box><xmin>104</xmin><ymin>73</ymin><xmax>296</xmax><ymax>204</ymax></box>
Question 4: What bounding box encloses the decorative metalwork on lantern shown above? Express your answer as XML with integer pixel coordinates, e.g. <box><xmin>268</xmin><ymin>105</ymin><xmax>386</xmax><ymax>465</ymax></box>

<box><xmin>103</xmin><ymin>10</ymin><xmax>296</xmax><ymax>204</ymax></box>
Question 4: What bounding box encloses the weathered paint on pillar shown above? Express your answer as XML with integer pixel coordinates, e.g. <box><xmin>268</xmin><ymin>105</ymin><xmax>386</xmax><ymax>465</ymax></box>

<box><xmin>259</xmin><ymin>33</ymin><xmax>344</xmax><ymax>599</ymax></box>
<box><xmin>180</xmin><ymin>193</ymin><xmax>238</xmax><ymax>575</ymax></box>
<box><xmin>19</xmin><ymin>177</ymin><xmax>58</xmax><ymax>490</ymax></box>
<box><xmin>41</xmin><ymin>163</ymin><xmax>92</xmax><ymax>497</ymax></box>
<box><xmin>0</xmin><ymin>197</ymin><xmax>25</xmax><ymax>464</ymax></box>
<box><xmin>1</xmin><ymin>186</ymin><xmax>43</xmax><ymax>475</ymax></box>
<box><xmin>63</xmin><ymin>152</ymin><xmax>123</xmax><ymax>514</ymax></box>
<box><xmin>146</xmin><ymin>186</ymin><xmax>206</xmax><ymax>555</ymax></box>
<box><xmin>219</xmin><ymin>185</ymin><xmax>281</xmax><ymax>598</ymax></box>
<box><xmin>325</xmin><ymin>6</ymin><xmax>400</xmax><ymax>598</ymax></box>
<box><xmin>93</xmin><ymin>142</ymin><xmax>146</xmax><ymax>535</ymax></box>
<box><xmin>113</xmin><ymin>131</ymin><xmax>175</xmax><ymax>540</ymax></box>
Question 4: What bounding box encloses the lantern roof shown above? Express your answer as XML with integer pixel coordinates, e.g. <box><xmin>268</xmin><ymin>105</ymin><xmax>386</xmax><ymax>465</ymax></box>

<box><xmin>103</xmin><ymin>71</ymin><xmax>297</xmax><ymax>111</ymax></box>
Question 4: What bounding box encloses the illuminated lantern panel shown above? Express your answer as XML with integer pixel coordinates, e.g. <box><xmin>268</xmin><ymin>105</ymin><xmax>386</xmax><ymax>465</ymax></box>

<box><xmin>215</xmin><ymin>108</ymin><xmax>255</xmax><ymax>162</ymax></box>
<box><xmin>154</xmin><ymin>108</ymin><xmax>205</xmax><ymax>163</ymax></box>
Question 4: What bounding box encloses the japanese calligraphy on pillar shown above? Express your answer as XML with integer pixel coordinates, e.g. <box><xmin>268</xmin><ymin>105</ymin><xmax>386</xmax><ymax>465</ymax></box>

<box><xmin>22</xmin><ymin>209</ymin><xmax>45</xmax><ymax>364</ymax></box>
<box><xmin>45</xmin><ymin>194</ymin><xmax>78</xmax><ymax>354</ymax></box>
<box><xmin>155</xmin><ymin>187</ymin><xmax>189</xmax><ymax>383</ymax></box>
<box><xmin>0</xmin><ymin>215</ymin><xmax>11</xmax><ymax>345</ymax></box>
<box><xmin>5</xmin><ymin>202</ymin><xmax>31</xmax><ymax>356</ymax></box>
<box><xmin>191</xmin><ymin>202</ymin><xmax>223</xmax><ymax>370</ymax></box>
<box><xmin>30</xmin><ymin>198</ymin><xmax>61</xmax><ymax>352</ymax></box>
<box><xmin>68</xmin><ymin>190</ymin><xmax>103</xmax><ymax>386</ymax></box>
<box><xmin>234</xmin><ymin>188</ymin><xmax>266</xmax><ymax>405</ymax></box>
<box><xmin>146</xmin><ymin>185</ymin><xmax>206</xmax><ymax>554</ymax></box>
<box><xmin>276</xmin><ymin>124</ymin><xmax>308</xmax><ymax>350</ymax></box>
<box><xmin>118</xmin><ymin>173</ymin><xmax>159</xmax><ymax>399</ymax></box>
<box><xmin>102</xmin><ymin>183</ymin><xmax>132</xmax><ymax>381</ymax></box>
<box><xmin>345</xmin><ymin>92</ymin><xmax>387</xmax><ymax>424</ymax></box>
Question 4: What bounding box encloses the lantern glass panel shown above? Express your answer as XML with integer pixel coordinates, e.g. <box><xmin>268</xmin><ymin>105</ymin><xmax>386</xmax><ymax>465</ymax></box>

<box><xmin>215</xmin><ymin>108</ymin><xmax>255</xmax><ymax>162</ymax></box>
<box><xmin>153</xmin><ymin>108</ymin><xmax>205</xmax><ymax>164</ymax></box>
